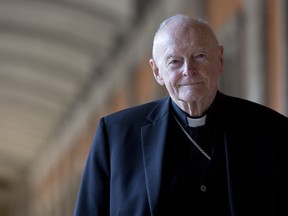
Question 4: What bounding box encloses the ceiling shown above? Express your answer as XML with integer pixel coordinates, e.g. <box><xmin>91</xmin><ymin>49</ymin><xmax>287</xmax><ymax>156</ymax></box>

<box><xmin>0</xmin><ymin>0</ymin><xmax>136</xmax><ymax>198</ymax></box>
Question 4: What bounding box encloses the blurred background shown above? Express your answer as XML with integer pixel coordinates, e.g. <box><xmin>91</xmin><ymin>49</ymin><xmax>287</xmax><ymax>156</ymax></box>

<box><xmin>0</xmin><ymin>0</ymin><xmax>287</xmax><ymax>215</ymax></box>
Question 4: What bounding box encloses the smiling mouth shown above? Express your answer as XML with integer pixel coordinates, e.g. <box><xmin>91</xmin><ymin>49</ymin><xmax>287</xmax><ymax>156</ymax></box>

<box><xmin>181</xmin><ymin>82</ymin><xmax>203</xmax><ymax>86</ymax></box>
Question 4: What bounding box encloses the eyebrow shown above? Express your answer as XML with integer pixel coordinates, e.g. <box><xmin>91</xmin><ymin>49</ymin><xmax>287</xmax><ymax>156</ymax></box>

<box><xmin>166</xmin><ymin>54</ymin><xmax>179</xmax><ymax>59</ymax></box>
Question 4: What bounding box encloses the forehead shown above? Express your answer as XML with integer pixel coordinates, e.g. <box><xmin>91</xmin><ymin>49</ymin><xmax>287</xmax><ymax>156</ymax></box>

<box><xmin>159</xmin><ymin>29</ymin><xmax>214</xmax><ymax>57</ymax></box>
<box><xmin>156</xmin><ymin>24</ymin><xmax>216</xmax><ymax>54</ymax></box>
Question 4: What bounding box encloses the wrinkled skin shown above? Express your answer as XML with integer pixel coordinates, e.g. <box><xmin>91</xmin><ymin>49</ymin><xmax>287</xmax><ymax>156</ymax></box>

<box><xmin>150</xmin><ymin>17</ymin><xmax>224</xmax><ymax>117</ymax></box>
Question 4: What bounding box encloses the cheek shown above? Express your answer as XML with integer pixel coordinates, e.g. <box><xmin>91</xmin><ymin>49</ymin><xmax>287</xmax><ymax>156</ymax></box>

<box><xmin>168</xmin><ymin>73</ymin><xmax>182</xmax><ymax>88</ymax></box>
<box><xmin>161</xmin><ymin>69</ymin><xmax>179</xmax><ymax>82</ymax></box>
<box><xmin>206</xmin><ymin>73</ymin><xmax>221</xmax><ymax>90</ymax></box>
<box><xmin>202</xmin><ymin>65</ymin><xmax>221</xmax><ymax>84</ymax></box>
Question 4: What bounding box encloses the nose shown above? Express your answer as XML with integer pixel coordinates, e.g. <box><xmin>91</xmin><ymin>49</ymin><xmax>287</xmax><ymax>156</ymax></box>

<box><xmin>182</xmin><ymin>59</ymin><xmax>197</xmax><ymax>76</ymax></box>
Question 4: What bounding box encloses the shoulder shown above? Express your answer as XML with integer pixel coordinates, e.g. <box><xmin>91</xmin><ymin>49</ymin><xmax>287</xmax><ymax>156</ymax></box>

<box><xmin>102</xmin><ymin>97</ymin><xmax>169</xmax><ymax>125</ymax></box>
<box><xmin>218</xmin><ymin>92</ymin><xmax>288</xmax><ymax>126</ymax></box>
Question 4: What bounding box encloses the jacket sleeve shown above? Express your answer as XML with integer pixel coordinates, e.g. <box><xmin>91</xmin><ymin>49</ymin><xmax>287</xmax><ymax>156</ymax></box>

<box><xmin>74</xmin><ymin>118</ymin><xmax>110</xmax><ymax>216</ymax></box>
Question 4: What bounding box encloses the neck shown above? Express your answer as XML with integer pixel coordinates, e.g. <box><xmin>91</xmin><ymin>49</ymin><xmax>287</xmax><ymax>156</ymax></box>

<box><xmin>174</xmin><ymin>91</ymin><xmax>217</xmax><ymax>117</ymax></box>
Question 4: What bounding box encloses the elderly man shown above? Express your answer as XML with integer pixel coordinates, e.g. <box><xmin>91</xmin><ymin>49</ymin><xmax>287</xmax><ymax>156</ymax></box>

<box><xmin>74</xmin><ymin>14</ymin><xmax>288</xmax><ymax>215</ymax></box>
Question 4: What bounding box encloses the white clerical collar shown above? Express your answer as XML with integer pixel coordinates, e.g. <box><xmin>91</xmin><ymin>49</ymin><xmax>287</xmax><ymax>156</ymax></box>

<box><xmin>187</xmin><ymin>115</ymin><xmax>207</xmax><ymax>127</ymax></box>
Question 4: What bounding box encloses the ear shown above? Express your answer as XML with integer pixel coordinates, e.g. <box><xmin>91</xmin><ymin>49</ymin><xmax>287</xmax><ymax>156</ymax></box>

<box><xmin>149</xmin><ymin>59</ymin><xmax>164</xmax><ymax>86</ymax></box>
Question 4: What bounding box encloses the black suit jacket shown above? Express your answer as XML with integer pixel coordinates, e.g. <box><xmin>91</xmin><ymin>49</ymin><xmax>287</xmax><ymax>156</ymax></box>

<box><xmin>74</xmin><ymin>92</ymin><xmax>288</xmax><ymax>216</ymax></box>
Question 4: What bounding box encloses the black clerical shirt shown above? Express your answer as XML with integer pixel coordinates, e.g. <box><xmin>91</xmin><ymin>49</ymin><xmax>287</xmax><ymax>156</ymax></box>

<box><xmin>158</xmin><ymin>93</ymin><xmax>230</xmax><ymax>215</ymax></box>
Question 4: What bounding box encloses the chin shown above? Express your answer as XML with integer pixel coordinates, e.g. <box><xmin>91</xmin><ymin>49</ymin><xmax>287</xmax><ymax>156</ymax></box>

<box><xmin>179</xmin><ymin>95</ymin><xmax>201</xmax><ymax>103</ymax></box>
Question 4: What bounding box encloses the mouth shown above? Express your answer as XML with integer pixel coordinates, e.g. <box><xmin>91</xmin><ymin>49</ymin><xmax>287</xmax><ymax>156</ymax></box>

<box><xmin>181</xmin><ymin>81</ymin><xmax>204</xmax><ymax>86</ymax></box>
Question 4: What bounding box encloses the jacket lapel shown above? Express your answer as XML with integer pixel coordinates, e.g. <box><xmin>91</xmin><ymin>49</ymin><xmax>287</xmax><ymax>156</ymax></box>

<box><xmin>141</xmin><ymin>97</ymin><xmax>170</xmax><ymax>215</ymax></box>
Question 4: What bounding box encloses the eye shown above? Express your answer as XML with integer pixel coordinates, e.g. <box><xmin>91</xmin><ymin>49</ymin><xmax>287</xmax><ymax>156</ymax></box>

<box><xmin>167</xmin><ymin>59</ymin><xmax>183</xmax><ymax>69</ymax></box>
<box><xmin>193</xmin><ymin>53</ymin><xmax>208</xmax><ymax>63</ymax></box>
<box><xmin>169</xmin><ymin>59</ymin><xmax>180</xmax><ymax>65</ymax></box>
<box><xmin>167</xmin><ymin>58</ymin><xmax>183</xmax><ymax>67</ymax></box>
<box><xmin>195</xmin><ymin>53</ymin><xmax>207</xmax><ymax>59</ymax></box>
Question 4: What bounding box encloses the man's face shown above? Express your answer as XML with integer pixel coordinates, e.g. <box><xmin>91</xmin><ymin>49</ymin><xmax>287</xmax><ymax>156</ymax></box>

<box><xmin>150</xmin><ymin>24</ymin><xmax>224</xmax><ymax>105</ymax></box>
